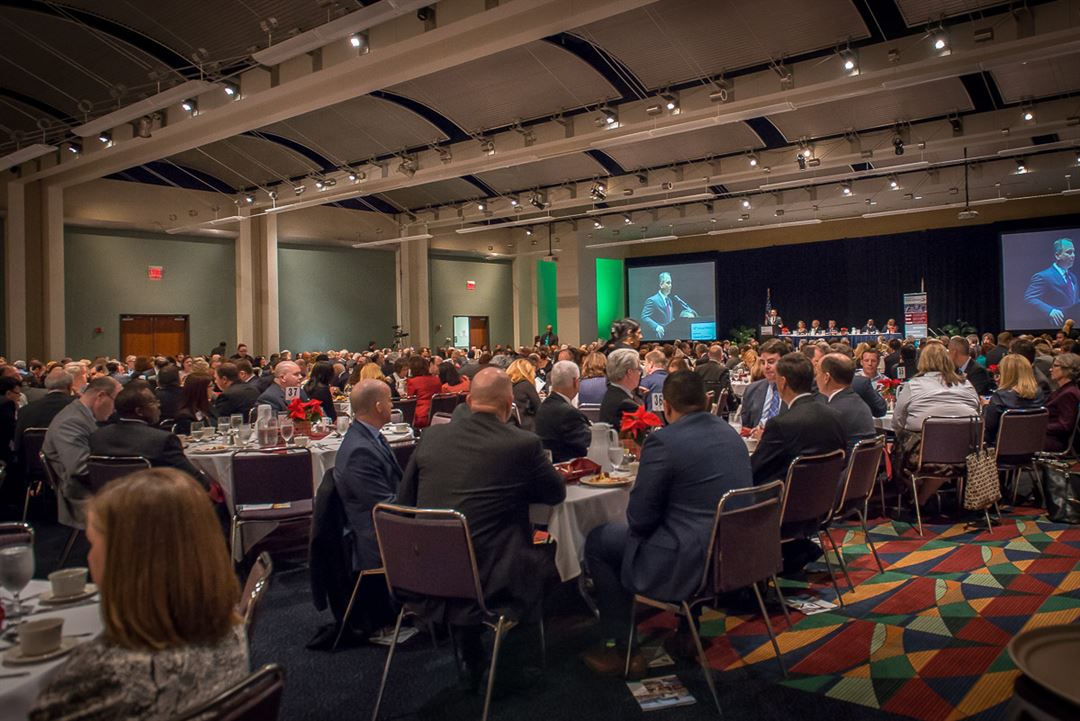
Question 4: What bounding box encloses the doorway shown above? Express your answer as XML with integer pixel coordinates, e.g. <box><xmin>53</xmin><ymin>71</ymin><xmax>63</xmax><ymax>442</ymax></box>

<box><xmin>120</xmin><ymin>314</ymin><xmax>189</xmax><ymax>358</ymax></box>
<box><xmin>453</xmin><ymin>315</ymin><xmax>489</xmax><ymax>349</ymax></box>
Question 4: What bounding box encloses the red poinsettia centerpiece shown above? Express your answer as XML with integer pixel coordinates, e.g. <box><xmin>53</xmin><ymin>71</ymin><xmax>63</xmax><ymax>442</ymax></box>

<box><xmin>620</xmin><ymin>405</ymin><xmax>662</xmax><ymax>447</ymax></box>
<box><xmin>876</xmin><ymin>377</ymin><xmax>903</xmax><ymax>400</ymax></box>
<box><xmin>288</xmin><ymin>397</ymin><xmax>324</xmax><ymax>423</ymax></box>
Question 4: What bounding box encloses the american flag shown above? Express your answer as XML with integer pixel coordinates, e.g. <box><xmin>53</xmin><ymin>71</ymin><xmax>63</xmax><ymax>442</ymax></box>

<box><xmin>764</xmin><ymin>287</ymin><xmax>772</xmax><ymax>322</ymax></box>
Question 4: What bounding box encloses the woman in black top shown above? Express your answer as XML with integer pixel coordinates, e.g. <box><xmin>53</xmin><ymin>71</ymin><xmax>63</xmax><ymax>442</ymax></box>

<box><xmin>303</xmin><ymin>361</ymin><xmax>337</xmax><ymax>421</ymax></box>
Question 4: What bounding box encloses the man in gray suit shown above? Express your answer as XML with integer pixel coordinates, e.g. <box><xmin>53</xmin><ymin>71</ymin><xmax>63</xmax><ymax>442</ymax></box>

<box><xmin>817</xmin><ymin>353</ymin><xmax>877</xmax><ymax>456</ymax></box>
<box><xmin>42</xmin><ymin>377</ymin><xmax>120</xmax><ymax>526</ymax></box>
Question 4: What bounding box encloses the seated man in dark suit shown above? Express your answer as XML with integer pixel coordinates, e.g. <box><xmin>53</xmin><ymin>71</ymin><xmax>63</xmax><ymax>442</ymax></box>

<box><xmin>751</xmin><ymin>353</ymin><xmax>845</xmax><ymax>572</ymax></box>
<box><xmin>740</xmin><ymin>338</ymin><xmax>789</xmax><ymax>431</ymax></box>
<box><xmin>15</xmin><ymin>368</ymin><xmax>76</xmax><ymax>458</ymax></box>
<box><xmin>535</xmin><ymin>361</ymin><xmax>591</xmax><ymax>462</ymax></box>
<box><xmin>599</xmin><ymin>348</ymin><xmax>643</xmax><ymax>427</ymax></box>
<box><xmin>213</xmin><ymin>362</ymin><xmax>260</xmax><ymax>419</ymax></box>
<box><xmin>256</xmin><ymin>360</ymin><xmax>308</xmax><ymax>412</ymax></box>
<box><xmin>584</xmin><ymin>371</ymin><xmax>753</xmax><ymax>674</ymax></box>
<box><xmin>154</xmin><ymin>364</ymin><xmax>184</xmax><ymax>420</ymax></box>
<box><xmin>817</xmin><ymin>354</ymin><xmax>877</xmax><ymax>457</ymax></box>
<box><xmin>397</xmin><ymin>368</ymin><xmax>565</xmax><ymax>688</ymax></box>
<box><xmin>948</xmin><ymin>336</ymin><xmax>992</xmax><ymax>396</ymax></box>
<box><xmin>331</xmin><ymin>379</ymin><xmax>401</xmax><ymax>638</ymax></box>
<box><xmin>694</xmin><ymin>344</ymin><xmax>731</xmax><ymax>408</ymax></box>
<box><xmin>88</xmin><ymin>382</ymin><xmax>207</xmax><ymax>488</ymax></box>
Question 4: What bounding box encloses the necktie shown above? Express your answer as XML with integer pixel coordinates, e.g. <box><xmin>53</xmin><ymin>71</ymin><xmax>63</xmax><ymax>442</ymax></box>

<box><xmin>377</xmin><ymin>433</ymin><xmax>398</xmax><ymax>467</ymax></box>
<box><xmin>1068</xmin><ymin>274</ymin><xmax>1076</xmax><ymax>305</ymax></box>
<box><xmin>763</xmin><ymin>384</ymin><xmax>780</xmax><ymax>424</ymax></box>
<box><xmin>665</xmin><ymin>297</ymin><xmax>672</xmax><ymax>321</ymax></box>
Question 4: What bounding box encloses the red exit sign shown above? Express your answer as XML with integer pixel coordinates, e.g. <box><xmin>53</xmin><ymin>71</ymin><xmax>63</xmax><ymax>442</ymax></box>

<box><xmin>147</xmin><ymin>266</ymin><xmax>163</xmax><ymax>280</ymax></box>
<box><xmin>466</xmin><ymin>280</ymin><xmax>476</xmax><ymax>290</ymax></box>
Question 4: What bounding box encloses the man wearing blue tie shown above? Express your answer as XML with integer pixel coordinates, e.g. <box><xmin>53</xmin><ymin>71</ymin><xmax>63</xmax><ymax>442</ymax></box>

<box><xmin>1025</xmin><ymin>238</ymin><xmax>1078</xmax><ymax>327</ymax></box>
<box><xmin>641</xmin><ymin>272</ymin><xmax>675</xmax><ymax>338</ymax></box>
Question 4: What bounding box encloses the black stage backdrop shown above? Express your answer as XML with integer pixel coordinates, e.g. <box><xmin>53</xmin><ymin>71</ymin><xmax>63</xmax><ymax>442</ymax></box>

<box><xmin>626</xmin><ymin>214</ymin><xmax>1080</xmax><ymax>338</ymax></box>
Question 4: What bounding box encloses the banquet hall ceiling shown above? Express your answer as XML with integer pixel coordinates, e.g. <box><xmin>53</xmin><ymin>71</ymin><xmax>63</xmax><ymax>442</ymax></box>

<box><xmin>3</xmin><ymin>0</ymin><xmax>1080</xmax><ymax>244</ymax></box>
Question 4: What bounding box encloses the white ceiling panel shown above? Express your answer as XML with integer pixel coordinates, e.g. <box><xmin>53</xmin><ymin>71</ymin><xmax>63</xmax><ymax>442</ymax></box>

<box><xmin>474</xmin><ymin>155</ymin><xmax>608</xmax><ymax>193</ymax></box>
<box><xmin>573</xmin><ymin>0</ymin><xmax>870</xmax><ymax>91</ymax></box>
<box><xmin>992</xmin><ymin>52</ymin><xmax>1080</xmax><ymax>103</ymax></box>
<box><xmin>895</xmin><ymin>0</ymin><xmax>1011</xmax><ymax>27</ymax></box>
<box><xmin>768</xmin><ymin>78</ymin><xmax>972</xmax><ymax>140</ymax></box>
<box><xmin>387</xmin><ymin>41</ymin><xmax>618</xmax><ymax>133</ymax></box>
<box><xmin>259</xmin><ymin>96</ymin><xmax>448</xmax><ymax>165</ymax></box>
<box><xmin>604</xmin><ymin>122</ymin><xmax>764</xmax><ymax>171</ymax></box>
<box><xmin>378</xmin><ymin>178</ymin><xmax>481</xmax><ymax>211</ymax></box>
<box><xmin>169</xmin><ymin>135</ymin><xmax>320</xmax><ymax>189</ymax></box>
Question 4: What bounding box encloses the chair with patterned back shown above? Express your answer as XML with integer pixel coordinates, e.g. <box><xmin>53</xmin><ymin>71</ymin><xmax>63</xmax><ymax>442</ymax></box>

<box><xmin>371</xmin><ymin>503</ymin><xmax>545</xmax><ymax>721</ymax></box>
<box><xmin>779</xmin><ymin>450</ymin><xmax>848</xmax><ymax>606</ymax></box>
<box><xmin>230</xmin><ymin>448</ymin><xmax>314</xmax><ymax>563</ymax></box>
<box><xmin>171</xmin><ymin>664</ymin><xmax>285</xmax><ymax>721</ymax></box>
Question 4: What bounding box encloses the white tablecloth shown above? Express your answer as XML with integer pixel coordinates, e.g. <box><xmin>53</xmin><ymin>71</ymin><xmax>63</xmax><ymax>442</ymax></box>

<box><xmin>1</xmin><ymin>580</ymin><xmax>103</xmax><ymax>720</ymax></box>
<box><xmin>731</xmin><ymin>381</ymin><xmax>749</xmax><ymax>398</ymax></box>
<box><xmin>874</xmin><ymin>412</ymin><xmax>894</xmax><ymax>431</ymax></box>
<box><xmin>530</xmin><ymin>483</ymin><xmax>632</xmax><ymax>582</ymax></box>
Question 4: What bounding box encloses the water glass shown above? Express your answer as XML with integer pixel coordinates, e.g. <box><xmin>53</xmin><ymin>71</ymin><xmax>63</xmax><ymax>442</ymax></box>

<box><xmin>217</xmin><ymin>419</ymin><xmax>230</xmax><ymax>437</ymax></box>
<box><xmin>191</xmin><ymin>420</ymin><xmax>204</xmax><ymax>437</ymax></box>
<box><xmin>280</xmin><ymin>419</ymin><xmax>295</xmax><ymax>446</ymax></box>
<box><xmin>0</xmin><ymin>544</ymin><xmax>34</xmax><ymax>618</ymax></box>
<box><xmin>229</xmin><ymin>414</ymin><xmax>243</xmax><ymax>434</ymax></box>
<box><xmin>237</xmin><ymin>423</ymin><xmax>253</xmax><ymax>446</ymax></box>
<box><xmin>258</xmin><ymin>417</ymin><xmax>278</xmax><ymax>447</ymax></box>
<box><xmin>336</xmin><ymin>415</ymin><xmax>350</xmax><ymax>436</ymax></box>
<box><xmin>607</xmin><ymin>445</ymin><xmax>624</xmax><ymax>472</ymax></box>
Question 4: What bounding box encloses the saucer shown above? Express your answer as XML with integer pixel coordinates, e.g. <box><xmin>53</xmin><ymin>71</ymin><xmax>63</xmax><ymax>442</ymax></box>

<box><xmin>39</xmin><ymin>584</ymin><xmax>98</xmax><ymax>605</ymax></box>
<box><xmin>2</xmin><ymin>637</ymin><xmax>80</xmax><ymax>666</ymax></box>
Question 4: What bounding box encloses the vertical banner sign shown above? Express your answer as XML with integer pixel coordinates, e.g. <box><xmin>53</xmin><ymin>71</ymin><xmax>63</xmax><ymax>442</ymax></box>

<box><xmin>903</xmin><ymin>292</ymin><xmax>928</xmax><ymax>338</ymax></box>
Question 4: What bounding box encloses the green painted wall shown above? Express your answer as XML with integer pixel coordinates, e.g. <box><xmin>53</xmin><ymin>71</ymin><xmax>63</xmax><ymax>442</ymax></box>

<box><xmin>537</xmin><ymin>259</ymin><xmax>557</xmax><ymax>337</ymax></box>
<box><xmin>595</xmin><ymin>257</ymin><xmax>625</xmax><ymax>342</ymax></box>
<box><xmin>64</xmin><ymin>229</ymin><xmax>236</xmax><ymax>359</ymax></box>
<box><xmin>278</xmin><ymin>244</ymin><xmax>397</xmax><ymax>350</ymax></box>
<box><xmin>429</xmin><ymin>255</ymin><xmax>513</xmax><ymax>348</ymax></box>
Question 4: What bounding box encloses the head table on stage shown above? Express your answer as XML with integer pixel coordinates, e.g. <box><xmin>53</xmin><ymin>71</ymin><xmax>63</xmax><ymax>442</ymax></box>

<box><xmin>780</xmin><ymin>332</ymin><xmax>902</xmax><ymax>348</ymax></box>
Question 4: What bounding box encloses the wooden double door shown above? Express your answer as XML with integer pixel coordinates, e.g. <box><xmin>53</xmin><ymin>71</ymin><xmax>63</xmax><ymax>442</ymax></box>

<box><xmin>120</xmin><ymin>314</ymin><xmax>189</xmax><ymax>358</ymax></box>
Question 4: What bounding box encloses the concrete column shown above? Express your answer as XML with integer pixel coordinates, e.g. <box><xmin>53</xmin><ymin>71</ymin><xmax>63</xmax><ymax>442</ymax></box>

<box><xmin>257</xmin><ymin>213</ymin><xmax>280</xmax><ymax>353</ymax></box>
<box><xmin>555</xmin><ymin>240</ymin><xmax>580</xmax><ymax>346</ymax></box>
<box><xmin>512</xmin><ymin>256</ymin><xmax>536</xmax><ymax>346</ymax></box>
<box><xmin>4</xmin><ymin>180</ymin><xmax>63</xmax><ymax>359</ymax></box>
<box><xmin>236</xmin><ymin>213</ymin><xmax>279</xmax><ymax>355</ymax></box>
<box><xmin>399</xmin><ymin>239</ymin><xmax>429</xmax><ymax>347</ymax></box>
<box><xmin>235</xmin><ymin>214</ymin><xmax>256</xmax><ymax>351</ymax></box>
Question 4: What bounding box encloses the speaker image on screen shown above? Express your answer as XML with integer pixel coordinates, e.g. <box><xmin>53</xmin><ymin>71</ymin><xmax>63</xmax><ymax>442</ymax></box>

<box><xmin>627</xmin><ymin>261</ymin><xmax>718</xmax><ymax>341</ymax></box>
<box><xmin>1001</xmin><ymin>228</ymin><xmax>1080</xmax><ymax>330</ymax></box>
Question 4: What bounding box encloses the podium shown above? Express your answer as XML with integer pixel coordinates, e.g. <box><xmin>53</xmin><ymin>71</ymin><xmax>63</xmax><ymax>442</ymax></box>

<box><xmin>760</xmin><ymin>326</ymin><xmax>775</xmax><ymax>337</ymax></box>
<box><xmin>657</xmin><ymin>316</ymin><xmax>717</xmax><ymax>341</ymax></box>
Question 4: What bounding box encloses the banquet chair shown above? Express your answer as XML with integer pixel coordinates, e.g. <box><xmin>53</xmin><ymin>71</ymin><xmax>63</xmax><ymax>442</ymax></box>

<box><xmin>19</xmin><ymin>428</ymin><xmax>48</xmax><ymax>522</ymax></box>
<box><xmin>158</xmin><ymin>418</ymin><xmax>175</xmax><ymax>433</ymax></box>
<box><xmin>429</xmin><ymin>412</ymin><xmax>453</xmax><ymax>426</ymax></box>
<box><xmin>392</xmin><ymin>398</ymin><xmax>416</xmax><ymax>427</ymax></box>
<box><xmin>370</xmin><ymin>503</ymin><xmax>545</xmax><ymax>721</ymax></box>
<box><xmin>0</xmin><ymin>522</ymin><xmax>33</xmax><ymax>549</ymax></box>
<box><xmin>171</xmin><ymin>664</ymin><xmax>285</xmax><ymax>721</ymax></box>
<box><xmin>333</xmin><ymin>566</ymin><xmax>387</xmax><ymax>651</ymax></box>
<box><xmin>623</xmin><ymin>481</ymin><xmax>788</xmax><ymax>716</ymax></box>
<box><xmin>579</xmin><ymin>404</ymin><xmax>601</xmax><ymax>423</ymax></box>
<box><xmin>909</xmin><ymin>417</ymin><xmax>983</xmax><ymax>536</ymax></box>
<box><xmin>390</xmin><ymin>441</ymin><xmax>416</xmax><ymax>469</ymax></box>
<box><xmin>87</xmin><ymin>455</ymin><xmax>151</xmax><ymax>494</ymax></box>
<box><xmin>40</xmin><ymin>451</ymin><xmax>83</xmax><ymax>567</ymax></box>
<box><xmin>823</xmin><ymin>437</ymin><xmax>887</xmax><ymax>589</ymax></box>
<box><xmin>994</xmin><ymin>409</ymin><xmax>1049</xmax><ymax>505</ymax></box>
<box><xmin>389</xmin><ymin>409</ymin><xmax>404</xmax><ymax>424</ymax></box>
<box><xmin>1038</xmin><ymin>409</ymin><xmax>1080</xmax><ymax>461</ymax></box>
<box><xmin>779</xmin><ymin>450</ymin><xmax>848</xmax><ymax>606</ymax></box>
<box><xmin>230</xmin><ymin>448</ymin><xmax>314</xmax><ymax>563</ymax></box>
<box><xmin>429</xmin><ymin>393</ymin><xmax>460</xmax><ymax>417</ymax></box>
<box><xmin>711</xmin><ymin>389</ymin><xmax>731</xmax><ymax>419</ymax></box>
<box><xmin>239</xmin><ymin>551</ymin><xmax>273</xmax><ymax>641</ymax></box>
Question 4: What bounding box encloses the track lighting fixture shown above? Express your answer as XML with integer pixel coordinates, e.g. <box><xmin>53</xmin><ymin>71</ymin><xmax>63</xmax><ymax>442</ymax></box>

<box><xmin>223</xmin><ymin>82</ymin><xmax>240</xmax><ymax>98</ymax></box>
<box><xmin>893</xmin><ymin>135</ymin><xmax>905</xmax><ymax>155</ymax></box>
<box><xmin>181</xmin><ymin>98</ymin><xmax>197</xmax><ymax>114</ymax></box>
<box><xmin>740</xmin><ymin>198</ymin><xmax>751</xmax><ymax>209</ymax></box>
<box><xmin>97</xmin><ymin>131</ymin><xmax>111</xmax><ymax>144</ymax></box>
<box><xmin>1016</xmin><ymin>158</ymin><xmax>1027</xmax><ymax>174</ymax></box>
<box><xmin>841</xmin><ymin>182</ymin><xmax>852</xmax><ymax>196</ymax></box>
<box><xmin>839</xmin><ymin>48</ymin><xmax>859</xmax><ymax>76</ymax></box>
<box><xmin>66</xmin><ymin>140</ymin><xmax>81</xmax><ymax>156</ymax></box>
<box><xmin>930</xmin><ymin>27</ymin><xmax>950</xmax><ymax>55</ymax></box>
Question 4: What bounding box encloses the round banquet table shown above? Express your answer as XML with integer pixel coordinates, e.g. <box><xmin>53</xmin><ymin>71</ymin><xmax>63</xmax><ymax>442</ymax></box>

<box><xmin>731</xmin><ymin>381</ymin><xmax>749</xmax><ymax>398</ymax></box>
<box><xmin>0</xmin><ymin>580</ymin><xmax>103</xmax><ymax>720</ymax></box>
<box><xmin>530</xmin><ymin>482</ymin><xmax>632</xmax><ymax>582</ymax></box>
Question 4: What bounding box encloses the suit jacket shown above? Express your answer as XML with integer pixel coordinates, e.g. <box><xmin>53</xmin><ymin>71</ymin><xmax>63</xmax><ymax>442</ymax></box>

<box><xmin>213</xmin><ymin>383</ymin><xmax>260</xmax><ymax>419</ymax></box>
<box><xmin>825</xmin><ymin>388</ymin><xmax>877</xmax><ymax>457</ymax></box>
<box><xmin>254</xmin><ymin>373</ymin><xmax>276</xmax><ymax>393</ymax></box>
<box><xmin>42</xmin><ymin>400</ymin><xmax>100</xmax><ymax>525</ymax></box>
<box><xmin>641</xmin><ymin>291</ymin><xmax>674</xmax><ymax>334</ymax></box>
<box><xmin>740</xmin><ymin>379</ymin><xmax>775</xmax><ymax>428</ymax></box>
<box><xmin>959</xmin><ymin>360</ymin><xmax>993</xmax><ymax>396</ymax></box>
<box><xmin>155</xmin><ymin>385</ymin><xmax>184</xmax><ymax>421</ymax></box>
<box><xmin>694</xmin><ymin>360</ymin><xmax>731</xmax><ymax>404</ymax></box>
<box><xmin>599</xmin><ymin>384</ymin><xmax>640</xmax><ymax>427</ymax></box>
<box><xmin>397</xmin><ymin>411</ymin><xmax>565</xmax><ymax>613</ymax></box>
<box><xmin>535</xmin><ymin>394</ymin><xmax>591</xmax><ymax>462</ymax></box>
<box><xmin>639</xmin><ymin>370</ymin><xmax>668</xmax><ymax>412</ymax></box>
<box><xmin>15</xmin><ymin>392</ymin><xmax>75</xmax><ymax>454</ymax></box>
<box><xmin>512</xmin><ymin>380</ymin><xmax>541</xmax><ymax>431</ymax></box>
<box><xmin>334</xmin><ymin>420</ymin><xmax>402</xmax><ymax>572</ymax></box>
<box><xmin>851</xmin><ymin>374</ymin><xmax>888</xmax><ymax>418</ymax></box>
<box><xmin>88</xmin><ymin>419</ymin><xmax>206</xmax><ymax>487</ymax></box>
<box><xmin>985</xmin><ymin>346</ymin><xmax>1007</xmax><ymax>368</ymax></box>
<box><xmin>1045</xmin><ymin>383</ymin><xmax>1080</xmax><ymax>452</ymax></box>
<box><xmin>621</xmin><ymin>412</ymin><xmax>752</xmax><ymax>601</ymax></box>
<box><xmin>751</xmin><ymin>395</ymin><xmax>846</xmax><ymax>486</ymax></box>
<box><xmin>539</xmin><ymin>331</ymin><xmax>559</xmax><ymax>347</ymax></box>
<box><xmin>1025</xmin><ymin>264</ymin><xmax>1078</xmax><ymax>321</ymax></box>
<box><xmin>256</xmin><ymin>383</ymin><xmax>308</xmax><ymax>414</ymax></box>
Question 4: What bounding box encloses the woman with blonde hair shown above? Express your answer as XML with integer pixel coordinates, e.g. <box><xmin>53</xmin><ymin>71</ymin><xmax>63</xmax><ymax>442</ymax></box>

<box><xmin>507</xmin><ymin>358</ymin><xmax>541</xmax><ymax>430</ymax></box>
<box><xmin>578</xmin><ymin>351</ymin><xmax>608</xmax><ymax>405</ymax></box>
<box><xmin>892</xmin><ymin>343</ymin><xmax>981</xmax><ymax>504</ymax></box>
<box><xmin>31</xmin><ymin>469</ymin><xmax>247</xmax><ymax>720</ymax></box>
<box><xmin>983</xmin><ymin>354</ymin><xmax>1043</xmax><ymax>443</ymax></box>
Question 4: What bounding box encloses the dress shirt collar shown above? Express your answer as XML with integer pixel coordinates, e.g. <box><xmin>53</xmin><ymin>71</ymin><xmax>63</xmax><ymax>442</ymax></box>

<box><xmin>554</xmin><ymin>391</ymin><xmax>576</xmax><ymax>406</ymax></box>
<box><xmin>789</xmin><ymin>392</ymin><xmax>813</xmax><ymax>405</ymax></box>
<box><xmin>614</xmin><ymin>383</ymin><xmax>636</xmax><ymax>400</ymax></box>
<box><xmin>957</xmin><ymin>358</ymin><xmax>971</xmax><ymax>374</ymax></box>
<box><xmin>1054</xmin><ymin>262</ymin><xmax>1071</xmax><ymax>281</ymax></box>
<box><xmin>826</xmin><ymin>388</ymin><xmax>844</xmax><ymax>402</ymax></box>
<box><xmin>355</xmin><ymin>418</ymin><xmax>383</xmax><ymax>442</ymax></box>
<box><xmin>118</xmin><ymin>417</ymin><xmax>149</xmax><ymax>426</ymax></box>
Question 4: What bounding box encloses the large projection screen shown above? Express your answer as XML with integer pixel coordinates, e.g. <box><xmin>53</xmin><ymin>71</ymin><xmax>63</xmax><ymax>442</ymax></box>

<box><xmin>627</xmin><ymin>261</ymin><xmax>718</xmax><ymax>342</ymax></box>
<box><xmin>1001</xmin><ymin>227</ymin><xmax>1080</xmax><ymax>330</ymax></box>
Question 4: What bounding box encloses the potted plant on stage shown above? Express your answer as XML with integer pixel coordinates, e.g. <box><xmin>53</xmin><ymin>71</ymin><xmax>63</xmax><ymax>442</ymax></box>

<box><xmin>288</xmin><ymin>397</ymin><xmax>327</xmax><ymax>438</ymax></box>
<box><xmin>619</xmin><ymin>405</ymin><xmax>663</xmax><ymax>461</ymax></box>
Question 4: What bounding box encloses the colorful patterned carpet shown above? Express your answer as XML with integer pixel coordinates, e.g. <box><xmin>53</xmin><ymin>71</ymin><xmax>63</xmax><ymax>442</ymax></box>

<box><xmin>682</xmin><ymin>509</ymin><xmax>1080</xmax><ymax>721</ymax></box>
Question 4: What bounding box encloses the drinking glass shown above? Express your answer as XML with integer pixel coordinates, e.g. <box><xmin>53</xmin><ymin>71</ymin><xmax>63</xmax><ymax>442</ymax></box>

<box><xmin>230</xmin><ymin>414</ymin><xmax>243</xmax><ymax>434</ymax></box>
<box><xmin>237</xmin><ymin>423</ymin><xmax>253</xmax><ymax>446</ymax></box>
<box><xmin>217</xmin><ymin>419</ymin><xmax>230</xmax><ymax>437</ymax></box>
<box><xmin>258</xmin><ymin>417</ymin><xmax>278</xmax><ymax>447</ymax></box>
<box><xmin>0</xmin><ymin>544</ymin><xmax>34</xmax><ymax>618</ymax></box>
<box><xmin>336</xmin><ymin>415</ymin><xmax>350</xmax><ymax>436</ymax></box>
<box><xmin>608</xmin><ymin>444</ymin><xmax>624</xmax><ymax>472</ymax></box>
<box><xmin>191</xmin><ymin>420</ymin><xmax>204</xmax><ymax>438</ymax></box>
<box><xmin>280</xmin><ymin>419</ymin><xmax>295</xmax><ymax>446</ymax></box>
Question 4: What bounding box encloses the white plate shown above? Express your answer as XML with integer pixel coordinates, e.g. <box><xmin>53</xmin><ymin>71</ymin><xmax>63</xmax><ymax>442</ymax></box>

<box><xmin>38</xmin><ymin>584</ymin><xmax>98</xmax><ymax>605</ymax></box>
<box><xmin>579</xmin><ymin>474</ymin><xmax>633</xmax><ymax>488</ymax></box>
<box><xmin>188</xmin><ymin>444</ymin><xmax>230</xmax><ymax>454</ymax></box>
<box><xmin>3</xmin><ymin>637</ymin><xmax>80</xmax><ymax>666</ymax></box>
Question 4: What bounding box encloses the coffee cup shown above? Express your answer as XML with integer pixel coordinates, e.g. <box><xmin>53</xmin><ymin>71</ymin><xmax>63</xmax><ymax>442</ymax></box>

<box><xmin>48</xmin><ymin>567</ymin><xmax>87</xmax><ymax>599</ymax></box>
<box><xmin>294</xmin><ymin>435</ymin><xmax>310</xmax><ymax>448</ymax></box>
<box><xmin>628</xmin><ymin>461</ymin><xmax>640</xmax><ymax>476</ymax></box>
<box><xmin>392</xmin><ymin>423</ymin><xmax>411</xmax><ymax>434</ymax></box>
<box><xmin>19</xmin><ymin>618</ymin><xmax>64</xmax><ymax>656</ymax></box>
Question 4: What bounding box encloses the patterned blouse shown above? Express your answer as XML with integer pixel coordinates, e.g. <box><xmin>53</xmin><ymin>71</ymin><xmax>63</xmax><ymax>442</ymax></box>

<box><xmin>29</xmin><ymin>626</ymin><xmax>249</xmax><ymax>721</ymax></box>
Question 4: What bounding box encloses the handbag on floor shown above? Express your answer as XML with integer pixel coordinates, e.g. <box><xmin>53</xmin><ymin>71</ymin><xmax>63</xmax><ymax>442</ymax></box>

<box><xmin>1036</xmin><ymin>459</ymin><xmax>1080</xmax><ymax>524</ymax></box>
<box><xmin>963</xmin><ymin>418</ymin><xmax>1001</xmax><ymax>511</ymax></box>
